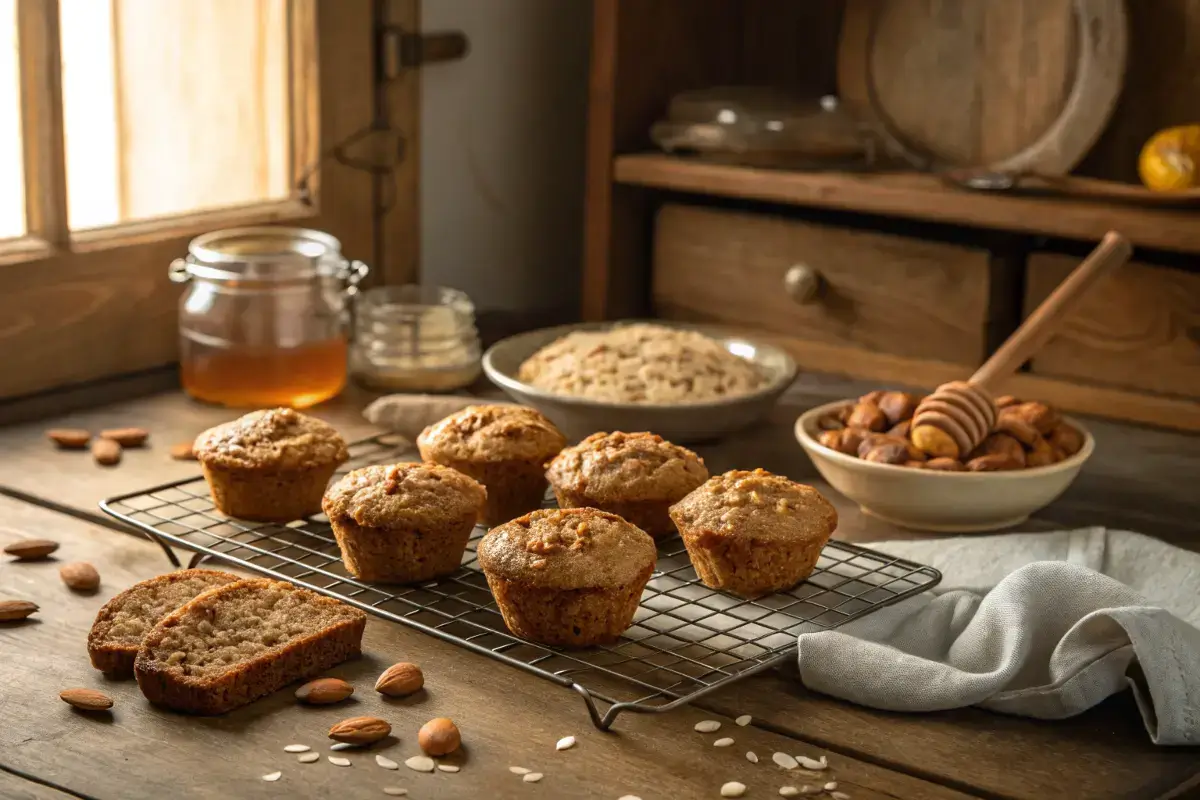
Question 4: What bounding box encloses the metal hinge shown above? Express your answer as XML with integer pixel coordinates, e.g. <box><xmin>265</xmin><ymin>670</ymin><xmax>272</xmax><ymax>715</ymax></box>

<box><xmin>379</xmin><ymin>27</ymin><xmax>469</xmax><ymax>81</ymax></box>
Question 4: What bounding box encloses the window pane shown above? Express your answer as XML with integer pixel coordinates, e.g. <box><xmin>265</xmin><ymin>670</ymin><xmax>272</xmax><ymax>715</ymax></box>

<box><xmin>0</xmin><ymin>0</ymin><xmax>23</xmax><ymax>239</ymax></box>
<box><xmin>60</xmin><ymin>0</ymin><xmax>290</xmax><ymax>231</ymax></box>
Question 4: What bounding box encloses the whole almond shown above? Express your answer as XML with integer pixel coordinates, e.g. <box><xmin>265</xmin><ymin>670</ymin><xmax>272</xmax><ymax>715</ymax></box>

<box><xmin>169</xmin><ymin>442</ymin><xmax>197</xmax><ymax>461</ymax></box>
<box><xmin>4</xmin><ymin>538</ymin><xmax>59</xmax><ymax>560</ymax></box>
<box><xmin>100</xmin><ymin>427</ymin><xmax>149</xmax><ymax>447</ymax></box>
<box><xmin>295</xmin><ymin>677</ymin><xmax>354</xmax><ymax>705</ymax></box>
<box><xmin>0</xmin><ymin>600</ymin><xmax>38</xmax><ymax>621</ymax></box>
<box><xmin>418</xmin><ymin>717</ymin><xmax>461</xmax><ymax>756</ymax></box>
<box><xmin>47</xmin><ymin>428</ymin><xmax>91</xmax><ymax>449</ymax></box>
<box><xmin>375</xmin><ymin>662</ymin><xmax>424</xmax><ymax>696</ymax></box>
<box><xmin>329</xmin><ymin>716</ymin><xmax>391</xmax><ymax>745</ymax></box>
<box><xmin>60</xmin><ymin>562</ymin><xmax>100</xmax><ymax>592</ymax></box>
<box><xmin>59</xmin><ymin>688</ymin><xmax>113</xmax><ymax>711</ymax></box>
<box><xmin>92</xmin><ymin>438</ymin><xmax>122</xmax><ymax>466</ymax></box>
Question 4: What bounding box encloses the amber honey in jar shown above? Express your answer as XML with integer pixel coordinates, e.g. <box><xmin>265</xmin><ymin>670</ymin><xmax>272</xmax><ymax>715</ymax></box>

<box><xmin>170</xmin><ymin>227</ymin><xmax>368</xmax><ymax>409</ymax></box>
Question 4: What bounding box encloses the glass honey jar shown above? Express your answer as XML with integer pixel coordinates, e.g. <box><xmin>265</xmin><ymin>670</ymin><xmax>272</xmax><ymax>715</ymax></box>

<box><xmin>170</xmin><ymin>227</ymin><xmax>368</xmax><ymax>409</ymax></box>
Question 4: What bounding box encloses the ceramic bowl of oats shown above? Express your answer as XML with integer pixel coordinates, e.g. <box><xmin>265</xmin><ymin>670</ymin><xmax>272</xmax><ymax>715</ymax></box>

<box><xmin>482</xmin><ymin>321</ymin><xmax>795</xmax><ymax>443</ymax></box>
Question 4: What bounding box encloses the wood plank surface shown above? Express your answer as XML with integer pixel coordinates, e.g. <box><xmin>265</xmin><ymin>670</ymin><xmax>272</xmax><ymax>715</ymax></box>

<box><xmin>0</xmin><ymin>770</ymin><xmax>77</xmax><ymax>800</ymax></box>
<box><xmin>1026</xmin><ymin>253</ymin><xmax>1200</xmax><ymax>400</ymax></box>
<box><xmin>653</xmin><ymin>204</ymin><xmax>993</xmax><ymax>365</ymax></box>
<box><xmin>613</xmin><ymin>153</ymin><xmax>1200</xmax><ymax>255</ymax></box>
<box><xmin>0</xmin><ymin>495</ymin><xmax>969</xmax><ymax>800</ymax></box>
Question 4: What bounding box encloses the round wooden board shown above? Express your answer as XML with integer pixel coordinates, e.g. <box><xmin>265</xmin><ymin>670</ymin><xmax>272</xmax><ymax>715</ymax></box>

<box><xmin>837</xmin><ymin>0</ymin><xmax>1127</xmax><ymax>175</ymax></box>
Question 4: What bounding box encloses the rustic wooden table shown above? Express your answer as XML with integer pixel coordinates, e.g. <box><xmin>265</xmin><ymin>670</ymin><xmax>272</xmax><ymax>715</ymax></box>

<box><xmin>1</xmin><ymin>375</ymin><xmax>1197</xmax><ymax>800</ymax></box>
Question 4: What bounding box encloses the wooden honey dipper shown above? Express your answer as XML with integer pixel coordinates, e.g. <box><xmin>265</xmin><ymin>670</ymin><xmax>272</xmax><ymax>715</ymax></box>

<box><xmin>910</xmin><ymin>231</ymin><xmax>1132</xmax><ymax>459</ymax></box>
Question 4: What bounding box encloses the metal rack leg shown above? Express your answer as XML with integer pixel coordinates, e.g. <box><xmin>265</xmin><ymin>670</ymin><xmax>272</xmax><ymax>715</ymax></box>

<box><xmin>140</xmin><ymin>531</ymin><xmax>181</xmax><ymax>568</ymax></box>
<box><xmin>187</xmin><ymin>551</ymin><xmax>212</xmax><ymax>569</ymax></box>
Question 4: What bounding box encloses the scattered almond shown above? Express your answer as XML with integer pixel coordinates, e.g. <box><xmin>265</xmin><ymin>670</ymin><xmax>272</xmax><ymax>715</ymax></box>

<box><xmin>714</xmin><ymin>737</ymin><xmax>734</xmax><ymax>747</ymax></box>
<box><xmin>437</xmin><ymin>764</ymin><xmax>460</xmax><ymax>773</ymax></box>
<box><xmin>60</xmin><ymin>562</ymin><xmax>100</xmax><ymax>592</ymax></box>
<box><xmin>329</xmin><ymin>716</ymin><xmax>391</xmax><ymax>745</ymax></box>
<box><xmin>746</xmin><ymin>752</ymin><xmax>759</xmax><ymax>764</ymax></box>
<box><xmin>375</xmin><ymin>662</ymin><xmax>424</xmax><ymax>696</ymax></box>
<box><xmin>418</xmin><ymin>717</ymin><xmax>460</xmax><ymax>756</ymax></box>
<box><xmin>100</xmin><ymin>427</ymin><xmax>149</xmax><ymax>447</ymax></box>
<box><xmin>383</xmin><ymin>789</ymin><xmax>408</xmax><ymax>797</ymax></box>
<box><xmin>735</xmin><ymin>714</ymin><xmax>752</xmax><ymax>726</ymax></box>
<box><xmin>47</xmin><ymin>428</ymin><xmax>91</xmax><ymax>449</ymax></box>
<box><xmin>295</xmin><ymin>677</ymin><xmax>354</xmax><ymax>704</ymax></box>
<box><xmin>330</xmin><ymin>742</ymin><xmax>357</xmax><ymax>751</ymax></box>
<box><xmin>328</xmin><ymin>756</ymin><xmax>351</xmax><ymax>767</ymax></box>
<box><xmin>261</xmin><ymin>772</ymin><xmax>282</xmax><ymax>782</ymax></box>
<box><xmin>824</xmin><ymin>782</ymin><xmax>838</xmax><ymax>791</ymax></box>
<box><xmin>169</xmin><ymin>441</ymin><xmax>197</xmax><ymax>460</ymax></box>
<box><xmin>721</xmin><ymin>782</ymin><xmax>746</xmax><ymax>798</ymax></box>
<box><xmin>3</xmin><ymin>538</ymin><xmax>59</xmax><ymax>560</ymax></box>
<box><xmin>59</xmin><ymin>688</ymin><xmax>113</xmax><ymax>711</ymax></box>
<box><xmin>796</xmin><ymin>755</ymin><xmax>827</xmax><ymax>770</ymax></box>
<box><xmin>297</xmin><ymin>752</ymin><xmax>319</xmax><ymax>764</ymax></box>
<box><xmin>773</xmin><ymin>752</ymin><xmax>799</xmax><ymax>769</ymax></box>
<box><xmin>404</xmin><ymin>755</ymin><xmax>435</xmax><ymax>773</ymax></box>
<box><xmin>92</xmin><ymin>438</ymin><xmax>122</xmax><ymax>466</ymax></box>
<box><xmin>375</xmin><ymin>755</ymin><xmax>399</xmax><ymax>770</ymax></box>
<box><xmin>693</xmin><ymin>720</ymin><xmax>721</xmax><ymax>733</ymax></box>
<box><xmin>523</xmin><ymin>773</ymin><xmax>543</xmax><ymax>783</ymax></box>
<box><xmin>0</xmin><ymin>600</ymin><xmax>38</xmax><ymax>621</ymax></box>
<box><xmin>555</xmin><ymin>735</ymin><xmax>575</xmax><ymax>751</ymax></box>
<box><xmin>779</xmin><ymin>789</ymin><xmax>800</xmax><ymax>798</ymax></box>
<box><xmin>509</xmin><ymin>766</ymin><xmax>531</xmax><ymax>775</ymax></box>
<box><xmin>283</xmin><ymin>744</ymin><xmax>310</xmax><ymax>753</ymax></box>
<box><xmin>831</xmin><ymin>794</ymin><xmax>850</xmax><ymax>800</ymax></box>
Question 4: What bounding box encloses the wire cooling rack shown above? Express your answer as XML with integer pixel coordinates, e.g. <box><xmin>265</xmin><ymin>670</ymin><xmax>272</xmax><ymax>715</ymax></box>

<box><xmin>101</xmin><ymin>435</ymin><xmax>941</xmax><ymax>730</ymax></box>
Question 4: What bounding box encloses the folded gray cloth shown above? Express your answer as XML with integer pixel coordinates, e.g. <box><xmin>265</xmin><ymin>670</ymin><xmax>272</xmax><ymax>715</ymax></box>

<box><xmin>795</xmin><ymin>529</ymin><xmax>1200</xmax><ymax>745</ymax></box>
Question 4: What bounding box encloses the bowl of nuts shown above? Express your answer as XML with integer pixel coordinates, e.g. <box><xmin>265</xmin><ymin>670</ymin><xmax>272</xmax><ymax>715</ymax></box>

<box><xmin>794</xmin><ymin>391</ymin><xmax>1094</xmax><ymax>532</ymax></box>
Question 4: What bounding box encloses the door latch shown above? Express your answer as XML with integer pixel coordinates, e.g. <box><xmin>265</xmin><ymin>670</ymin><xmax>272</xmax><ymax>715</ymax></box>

<box><xmin>379</xmin><ymin>27</ymin><xmax>469</xmax><ymax>81</ymax></box>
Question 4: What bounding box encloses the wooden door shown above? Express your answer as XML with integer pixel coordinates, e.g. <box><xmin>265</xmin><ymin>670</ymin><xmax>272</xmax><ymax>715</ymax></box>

<box><xmin>0</xmin><ymin>0</ymin><xmax>419</xmax><ymax>399</ymax></box>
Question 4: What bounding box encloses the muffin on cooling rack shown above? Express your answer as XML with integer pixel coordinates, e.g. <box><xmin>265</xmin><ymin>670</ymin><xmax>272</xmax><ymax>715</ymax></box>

<box><xmin>669</xmin><ymin>469</ymin><xmax>837</xmax><ymax>598</ymax></box>
<box><xmin>322</xmin><ymin>462</ymin><xmax>487</xmax><ymax>583</ymax></box>
<box><xmin>417</xmin><ymin>404</ymin><xmax>566</xmax><ymax>526</ymax></box>
<box><xmin>193</xmin><ymin>408</ymin><xmax>349</xmax><ymax>522</ymax></box>
<box><xmin>476</xmin><ymin>508</ymin><xmax>657</xmax><ymax>647</ymax></box>
<box><xmin>546</xmin><ymin>432</ymin><xmax>708</xmax><ymax>539</ymax></box>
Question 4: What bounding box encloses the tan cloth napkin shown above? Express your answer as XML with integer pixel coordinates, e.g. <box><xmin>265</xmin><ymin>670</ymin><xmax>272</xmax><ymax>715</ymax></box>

<box><xmin>363</xmin><ymin>394</ymin><xmax>512</xmax><ymax>442</ymax></box>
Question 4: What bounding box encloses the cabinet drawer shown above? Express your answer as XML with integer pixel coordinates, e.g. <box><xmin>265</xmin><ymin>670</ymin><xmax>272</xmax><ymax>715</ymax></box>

<box><xmin>1026</xmin><ymin>254</ymin><xmax>1200</xmax><ymax>399</ymax></box>
<box><xmin>652</xmin><ymin>204</ymin><xmax>993</xmax><ymax>366</ymax></box>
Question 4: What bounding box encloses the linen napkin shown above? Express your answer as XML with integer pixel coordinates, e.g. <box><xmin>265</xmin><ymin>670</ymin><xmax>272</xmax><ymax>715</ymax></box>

<box><xmin>796</xmin><ymin>528</ymin><xmax>1200</xmax><ymax>745</ymax></box>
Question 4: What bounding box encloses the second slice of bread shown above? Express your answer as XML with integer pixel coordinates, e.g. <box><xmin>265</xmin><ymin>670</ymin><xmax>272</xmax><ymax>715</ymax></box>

<box><xmin>88</xmin><ymin>568</ymin><xmax>240</xmax><ymax>677</ymax></box>
<box><xmin>134</xmin><ymin>578</ymin><xmax>366</xmax><ymax>714</ymax></box>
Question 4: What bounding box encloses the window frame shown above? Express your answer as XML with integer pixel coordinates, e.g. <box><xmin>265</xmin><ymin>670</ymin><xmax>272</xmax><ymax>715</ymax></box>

<box><xmin>0</xmin><ymin>0</ymin><xmax>418</xmax><ymax>400</ymax></box>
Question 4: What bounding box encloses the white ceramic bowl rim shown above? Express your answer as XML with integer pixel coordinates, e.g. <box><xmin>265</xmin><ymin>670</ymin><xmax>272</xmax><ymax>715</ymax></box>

<box><xmin>795</xmin><ymin>399</ymin><xmax>1095</xmax><ymax>480</ymax></box>
<box><xmin>482</xmin><ymin>321</ymin><xmax>797</xmax><ymax>412</ymax></box>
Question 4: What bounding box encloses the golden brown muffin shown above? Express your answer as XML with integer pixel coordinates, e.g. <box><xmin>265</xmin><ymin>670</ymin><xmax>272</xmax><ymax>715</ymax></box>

<box><xmin>476</xmin><ymin>508</ymin><xmax>657</xmax><ymax>647</ymax></box>
<box><xmin>546</xmin><ymin>432</ymin><xmax>708</xmax><ymax>539</ymax></box>
<box><xmin>416</xmin><ymin>405</ymin><xmax>566</xmax><ymax>526</ymax></box>
<box><xmin>322</xmin><ymin>462</ymin><xmax>487</xmax><ymax>583</ymax></box>
<box><xmin>669</xmin><ymin>469</ymin><xmax>837</xmax><ymax>598</ymax></box>
<box><xmin>193</xmin><ymin>408</ymin><xmax>349</xmax><ymax>522</ymax></box>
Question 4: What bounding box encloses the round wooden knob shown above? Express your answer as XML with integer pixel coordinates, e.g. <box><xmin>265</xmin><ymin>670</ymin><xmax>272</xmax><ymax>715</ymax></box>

<box><xmin>784</xmin><ymin>264</ymin><xmax>822</xmax><ymax>304</ymax></box>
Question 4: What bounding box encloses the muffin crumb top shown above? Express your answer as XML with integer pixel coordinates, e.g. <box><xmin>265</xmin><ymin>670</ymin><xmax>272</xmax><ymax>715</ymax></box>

<box><xmin>193</xmin><ymin>408</ymin><xmax>348</xmax><ymax>471</ymax></box>
<box><xmin>669</xmin><ymin>469</ymin><xmax>837</xmax><ymax>543</ymax></box>
<box><xmin>546</xmin><ymin>432</ymin><xmax>708</xmax><ymax>502</ymax></box>
<box><xmin>477</xmin><ymin>508</ymin><xmax>656</xmax><ymax>589</ymax></box>
<box><xmin>322</xmin><ymin>462</ymin><xmax>486</xmax><ymax>529</ymax></box>
<box><xmin>417</xmin><ymin>404</ymin><xmax>566</xmax><ymax>463</ymax></box>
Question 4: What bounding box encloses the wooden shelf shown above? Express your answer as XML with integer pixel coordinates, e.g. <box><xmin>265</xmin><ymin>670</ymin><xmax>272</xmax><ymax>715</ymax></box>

<box><xmin>613</xmin><ymin>154</ymin><xmax>1200</xmax><ymax>254</ymax></box>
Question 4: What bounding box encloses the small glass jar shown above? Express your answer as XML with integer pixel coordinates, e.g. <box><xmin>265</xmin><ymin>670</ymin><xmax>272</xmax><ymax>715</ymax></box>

<box><xmin>170</xmin><ymin>227</ymin><xmax>368</xmax><ymax>409</ymax></box>
<box><xmin>350</xmin><ymin>285</ymin><xmax>481</xmax><ymax>393</ymax></box>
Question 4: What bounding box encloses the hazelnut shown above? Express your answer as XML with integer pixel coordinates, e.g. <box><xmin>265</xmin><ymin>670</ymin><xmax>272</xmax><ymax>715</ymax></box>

<box><xmin>1007</xmin><ymin>402</ymin><xmax>1061</xmax><ymax>435</ymax></box>
<box><xmin>375</xmin><ymin>662</ymin><xmax>424</xmax><ymax>697</ymax></box>
<box><xmin>862</xmin><ymin>442</ymin><xmax>909</xmax><ymax>465</ymax></box>
<box><xmin>418</xmin><ymin>717</ymin><xmax>461</xmax><ymax>756</ymax></box>
<box><xmin>925</xmin><ymin>457</ymin><xmax>965</xmax><ymax>472</ymax></box>
<box><xmin>817</xmin><ymin>414</ymin><xmax>845</xmax><ymax>431</ymax></box>
<box><xmin>995</xmin><ymin>409</ymin><xmax>1040</xmax><ymax>447</ymax></box>
<box><xmin>847</xmin><ymin>402</ymin><xmax>887</xmax><ymax>432</ymax></box>
<box><xmin>966</xmin><ymin>454</ymin><xmax>1023</xmax><ymax>472</ymax></box>
<box><xmin>1025</xmin><ymin>435</ymin><xmax>1058</xmax><ymax>468</ymax></box>
<box><xmin>995</xmin><ymin>395</ymin><xmax>1020</xmax><ymax>409</ymax></box>
<box><xmin>969</xmin><ymin>433</ymin><xmax>1026</xmax><ymax>467</ymax></box>
<box><xmin>1048</xmin><ymin>423</ymin><xmax>1085</xmax><ymax>457</ymax></box>
<box><xmin>819</xmin><ymin>428</ymin><xmax>869</xmax><ymax>456</ymax></box>
<box><xmin>859</xmin><ymin>390</ymin><xmax>887</xmax><ymax>406</ymax></box>
<box><xmin>840</xmin><ymin>427</ymin><xmax>871</xmax><ymax>455</ymax></box>
<box><xmin>888</xmin><ymin>419</ymin><xmax>911</xmax><ymax>439</ymax></box>
<box><xmin>818</xmin><ymin>430</ymin><xmax>845</xmax><ymax>452</ymax></box>
<box><xmin>877</xmin><ymin>391</ymin><xmax>918</xmax><ymax>426</ymax></box>
<box><xmin>911</xmin><ymin>424</ymin><xmax>959</xmax><ymax>459</ymax></box>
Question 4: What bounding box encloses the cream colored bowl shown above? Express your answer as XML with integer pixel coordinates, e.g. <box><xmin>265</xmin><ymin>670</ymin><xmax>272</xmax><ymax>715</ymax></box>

<box><xmin>795</xmin><ymin>400</ymin><xmax>1095</xmax><ymax>533</ymax></box>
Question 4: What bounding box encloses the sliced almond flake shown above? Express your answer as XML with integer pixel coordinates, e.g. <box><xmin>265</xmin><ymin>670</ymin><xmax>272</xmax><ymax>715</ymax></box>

<box><xmin>831</xmin><ymin>794</ymin><xmax>850</xmax><ymax>800</ymax></box>
<box><xmin>283</xmin><ymin>744</ymin><xmax>310</xmax><ymax>753</ymax></box>
<box><xmin>330</xmin><ymin>742</ymin><xmax>357</xmax><ymax>751</ymax></box>
<box><xmin>720</xmin><ymin>782</ymin><xmax>746</xmax><ymax>798</ymax></box>
<box><xmin>261</xmin><ymin>771</ymin><xmax>282</xmax><ymax>782</ymax></box>
<box><xmin>713</xmin><ymin>737</ymin><xmax>734</xmax><ymax>747</ymax></box>
<box><xmin>823</xmin><ymin>782</ymin><xmax>838</xmax><ymax>791</ymax></box>
<box><xmin>328</xmin><ymin>756</ymin><xmax>352</xmax><ymax>767</ymax></box>
<box><xmin>523</xmin><ymin>773</ymin><xmax>544</xmax><ymax>783</ymax></box>
<box><xmin>405</xmin><ymin>756</ymin><xmax>435</xmax><ymax>773</ymax></box>
<box><xmin>376</xmin><ymin>755</ymin><xmax>400</xmax><ymax>770</ymax></box>
<box><xmin>772</xmin><ymin>752</ymin><xmax>799</xmax><ymax>770</ymax></box>
<box><xmin>795</xmin><ymin>755</ymin><xmax>827</xmax><ymax>771</ymax></box>
<box><xmin>693</xmin><ymin>720</ymin><xmax>721</xmax><ymax>733</ymax></box>
<box><xmin>746</xmin><ymin>752</ymin><xmax>759</xmax><ymax>764</ymax></box>
<box><xmin>555</xmin><ymin>735</ymin><xmax>576</xmax><ymax>751</ymax></box>
<box><xmin>800</xmin><ymin>788</ymin><xmax>820</xmax><ymax>797</ymax></box>
<box><xmin>779</xmin><ymin>788</ymin><xmax>799</xmax><ymax>798</ymax></box>
<box><xmin>509</xmin><ymin>766</ymin><xmax>532</xmax><ymax>775</ymax></box>
<box><xmin>437</xmin><ymin>765</ymin><xmax>460</xmax><ymax>773</ymax></box>
<box><xmin>298</xmin><ymin>753</ymin><xmax>320</xmax><ymax>764</ymax></box>
<box><xmin>618</xmin><ymin>796</ymin><xmax>643</xmax><ymax>800</ymax></box>
<box><xmin>383</xmin><ymin>789</ymin><xmax>408</xmax><ymax>797</ymax></box>
<box><xmin>735</xmin><ymin>714</ymin><xmax>752</xmax><ymax>727</ymax></box>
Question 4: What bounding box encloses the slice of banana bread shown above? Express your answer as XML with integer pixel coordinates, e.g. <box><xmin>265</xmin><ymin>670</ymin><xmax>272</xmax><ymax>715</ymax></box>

<box><xmin>88</xmin><ymin>569</ymin><xmax>240</xmax><ymax>677</ymax></box>
<box><xmin>134</xmin><ymin>579</ymin><xmax>366</xmax><ymax>714</ymax></box>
